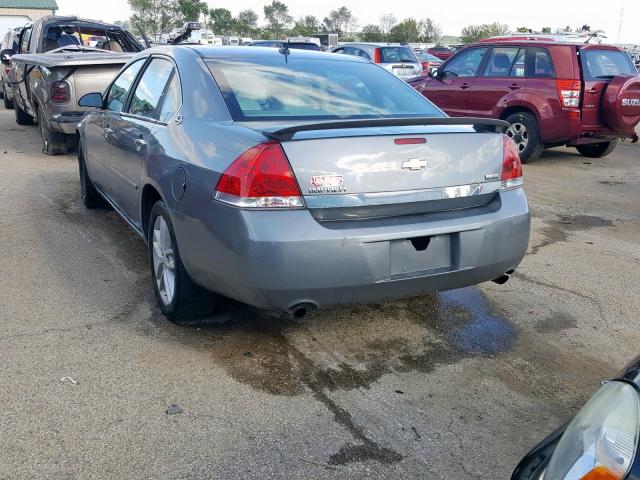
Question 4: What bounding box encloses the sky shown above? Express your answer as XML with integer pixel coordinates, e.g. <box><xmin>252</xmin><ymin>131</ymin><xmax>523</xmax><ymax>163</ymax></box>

<box><xmin>56</xmin><ymin>0</ymin><xmax>640</xmax><ymax>44</ymax></box>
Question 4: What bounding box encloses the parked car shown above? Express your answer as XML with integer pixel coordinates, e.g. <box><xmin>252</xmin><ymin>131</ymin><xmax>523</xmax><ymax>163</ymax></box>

<box><xmin>0</xmin><ymin>26</ymin><xmax>21</xmax><ymax>109</ymax></box>
<box><xmin>513</xmin><ymin>354</ymin><xmax>640</xmax><ymax>480</ymax></box>
<box><xmin>250</xmin><ymin>40</ymin><xmax>320</xmax><ymax>51</ymax></box>
<box><xmin>2</xmin><ymin>16</ymin><xmax>143</xmax><ymax>155</ymax></box>
<box><xmin>75</xmin><ymin>46</ymin><xmax>530</xmax><ymax>322</ymax></box>
<box><xmin>414</xmin><ymin>50</ymin><xmax>443</xmax><ymax>75</ymax></box>
<box><xmin>409</xmin><ymin>39</ymin><xmax>640</xmax><ymax>162</ymax></box>
<box><xmin>332</xmin><ymin>43</ymin><xmax>422</xmax><ymax>79</ymax></box>
<box><xmin>427</xmin><ymin>45</ymin><xmax>454</xmax><ymax>60</ymax></box>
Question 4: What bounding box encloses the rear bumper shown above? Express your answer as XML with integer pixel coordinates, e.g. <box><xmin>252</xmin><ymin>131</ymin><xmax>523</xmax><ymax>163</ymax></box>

<box><xmin>49</xmin><ymin>112</ymin><xmax>84</xmax><ymax>135</ymax></box>
<box><xmin>540</xmin><ymin>110</ymin><xmax>639</xmax><ymax>145</ymax></box>
<box><xmin>172</xmin><ymin>188</ymin><xmax>530</xmax><ymax>311</ymax></box>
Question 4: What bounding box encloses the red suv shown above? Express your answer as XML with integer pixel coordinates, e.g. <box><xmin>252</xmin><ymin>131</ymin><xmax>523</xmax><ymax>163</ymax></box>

<box><xmin>409</xmin><ymin>39</ymin><xmax>640</xmax><ymax>162</ymax></box>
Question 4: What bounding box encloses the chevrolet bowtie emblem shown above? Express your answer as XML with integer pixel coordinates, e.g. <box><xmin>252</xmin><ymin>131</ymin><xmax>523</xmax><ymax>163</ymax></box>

<box><xmin>401</xmin><ymin>158</ymin><xmax>427</xmax><ymax>170</ymax></box>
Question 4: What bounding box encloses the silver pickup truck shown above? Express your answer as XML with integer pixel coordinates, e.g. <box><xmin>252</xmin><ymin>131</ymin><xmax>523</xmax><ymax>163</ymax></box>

<box><xmin>0</xmin><ymin>16</ymin><xmax>142</xmax><ymax>155</ymax></box>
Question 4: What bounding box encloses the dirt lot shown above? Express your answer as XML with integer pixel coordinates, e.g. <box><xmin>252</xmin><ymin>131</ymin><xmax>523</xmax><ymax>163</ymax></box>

<box><xmin>0</xmin><ymin>106</ymin><xmax>638</xmax><ymax>479</ymax></box>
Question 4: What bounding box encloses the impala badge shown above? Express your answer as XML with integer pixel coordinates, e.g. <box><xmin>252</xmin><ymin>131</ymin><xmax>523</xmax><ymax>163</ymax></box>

<box><xmin>309</xmin><ymin>175</ymin><xmax>346</xmax><ymax>194</ymax></box>
<box><xmin>401</xmin><ymin>158</ymin><xmax>427</xmax><ymax>171</ymax></box>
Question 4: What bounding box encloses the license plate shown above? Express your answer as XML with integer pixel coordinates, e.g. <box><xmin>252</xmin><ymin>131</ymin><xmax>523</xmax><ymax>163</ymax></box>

<box><xmin>392</xmin><ymin>67</ymin><xmax>413</xmax><ymax>77</ymax></box>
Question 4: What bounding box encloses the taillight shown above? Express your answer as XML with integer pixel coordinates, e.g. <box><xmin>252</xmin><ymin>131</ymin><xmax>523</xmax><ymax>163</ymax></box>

<box><xmin>50</xmin><ymin>81</ymin><xmax>70</xmax><ymax>103</ymax></box>
<box><xmin>214</xmin><ymin>141</ymin><xmax>304</xmax><ymax>208</ymax></box>
<box><xmin>556</xmin><ymin>79</ymin><xmax>581</xmax><ymax>108</ymax></box>
<box><xmin>501</xmin><ymin>134</ymin><xmax>523</xmax><ymax>190</ymax></box>
<box><xmin>373</xmin><ymin>48</ymin><xmax>381</xmax><ymax>64</ymax></box>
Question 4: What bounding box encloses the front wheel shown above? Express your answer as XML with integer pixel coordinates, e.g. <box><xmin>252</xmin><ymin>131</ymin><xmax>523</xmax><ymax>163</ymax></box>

<box><xmin>504</xmin><ymin>112</ymin><xmax>545</xmax><ymax>164</ymax></box>
<box><xmin>148</xmin><ymin>201</ymin><xmax>218</xmax><ymax>323</ymax></box>
<box><xmin>576</xmin><ymin>140</ymin><xmax>617</xmax><ymax>158</ymax></box>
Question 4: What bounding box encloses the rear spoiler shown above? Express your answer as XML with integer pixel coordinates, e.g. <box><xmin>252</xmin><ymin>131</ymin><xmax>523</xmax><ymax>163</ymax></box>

<box><xmin>263</xmin><ymin>117</ymin><xmax>510</xmax><ymax>141</ymax></box>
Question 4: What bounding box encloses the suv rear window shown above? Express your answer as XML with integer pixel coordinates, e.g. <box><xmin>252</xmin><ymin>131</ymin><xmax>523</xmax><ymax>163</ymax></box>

<box><xmin>581</xmin><ymin>50</ymin><xmax>638</xmax><ymax>80</ymax></box>
<box><xmin>379</xmin><ymin>47</ymin><xmax>417</xmax><ymax>63</ymax></box>
<box><xmin>206</xmin><ymin>58</ymin><xmax>441</xmax><ymax>121</ymax></box>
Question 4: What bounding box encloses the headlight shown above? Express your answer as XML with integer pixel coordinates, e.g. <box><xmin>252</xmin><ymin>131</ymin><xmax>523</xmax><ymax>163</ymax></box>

<box><xmin>545</xmin><ymin>381</ymin><xmax>640</xmax><ymax>480</ymax></box>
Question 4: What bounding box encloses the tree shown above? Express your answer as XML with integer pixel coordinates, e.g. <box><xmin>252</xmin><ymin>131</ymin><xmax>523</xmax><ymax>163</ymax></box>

<box><xmin>174</xmin><ymin>0</ymin><xmax>207</xmax><ymax>24</ymax></box>
<box><xmin>379</xmin><ymin>13</ymin><xmax>397</xmax><ymax>39</ymax></box>
<box><xmin>516</xmin><ymin>26</ymin><xmax>531</xmax><ymax>33</ymax></box>
<box><xmin>389</xmin><ymin>18</ymin><xmax>420</xmax><ymax>43</ymax></box>
<box><xmin>541</xmin><ymin>26</ymin><xmax>551</xmax><ymax>33</ymax></box>
<box><xmin>208</xmin><ymin>8</ymin><xmax>235</xmax><ymax>35</ymax></box>
<box><xmin>291</xmin><ymin>16</ymin><xmax>321</xmax><ymax>36</ymax></box>
<box><xmin>420</xmin><ymin>17</ymin><xmax>441</xmax><ymax>43</ymax></box>
<box><xmin>564</xmin><ymin>25</ymin><xmax>572</xmax><ymax>32</ymax></box>
<box><xmin>129</xmin><ymin>0</ymin><xmax>176</xmax><ymax>34</ymax></box>
<box><xmin>360</xmin><ymin>24</ymin><xmax>384</xmax><ymax>42</ymax></box>
<box><xmin>460</xmin><ymin>22</ymin><xmax>509</xmax><ymax>44</ymax></box>
<box><xmin>323</xmin><ymin>6</ymin><xmax>358</xmax><ymax>39</ymax></box>
<box><xmin>264</xmin><ymin>0</ymin><xmax>293</xmax><ymax>39</ymax></box>
<box><xmin>236</xmin><ymin>9</ymin><xmax>259</xmax><ymax>37</ymax></box>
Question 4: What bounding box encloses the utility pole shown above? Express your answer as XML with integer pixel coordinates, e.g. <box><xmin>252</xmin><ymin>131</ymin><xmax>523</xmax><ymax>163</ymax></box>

<box><xmin>616</xmin><ymin>6</ymin><xmax>624</xmax><ymax>44</ymax></box>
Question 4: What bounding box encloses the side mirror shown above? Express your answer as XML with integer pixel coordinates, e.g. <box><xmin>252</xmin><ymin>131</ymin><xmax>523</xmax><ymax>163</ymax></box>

<box><xmin>0</xmin><ymin>49</ymin><xmax>13</xmax><ymax>65</ymax></box>
<box><xmin>429</xmin><ymin>67</ymin><xmax>440</xmax><ymax>78</ymax></box>
<box><xmin>79</xmin><ymin>92</ymin><xmax>104</xmax><ymax>108</ymax></box>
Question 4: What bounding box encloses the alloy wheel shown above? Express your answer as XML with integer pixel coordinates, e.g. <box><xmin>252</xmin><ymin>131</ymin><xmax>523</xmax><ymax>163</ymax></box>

<box><xmin>152</xmin><ymin>215</ymin><xmax>176</xmax><ymax>306</ymax></box>
<box><xmin>506</xmin><ymin>122</ymin><xmax>529</xmax><ymax>154</ymax></box>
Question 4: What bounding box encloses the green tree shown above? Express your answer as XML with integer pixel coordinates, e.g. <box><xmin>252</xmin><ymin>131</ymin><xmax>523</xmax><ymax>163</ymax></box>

<box><xmin>292</xmin><ymin>15</ymin><xmax>321</xmax><ymax>36</ymax></box>
<box><xmin>516</xmin><ymin>26</ymin><xmax>531</xmax><ymax>33</ymax></box>
<box><xmin>208</xmin><ymin>8</ymin><xmax>235</xmax><ymax>35</ymax></box>
<box><xmin>419</xmin><ymin>17</ymin><xmax>440</xmax><ymax>43</ymax></box>
<box><xmin>236</xmin><ymin>9</ymin><xmax>259</xmax><ymax>37</ymax></box>
<box><xmin>541</xmin><ymin>26</ymin><xmax>551</xmax><ymax>33</ymax></box>
<box><xmin>264</xmin><ymin>0</ymin><xmax>293</xmax><ymax>39</ymax></box>
<box><xmin>460</xmin><ymin>22</ymin><xmax>509</xmax><ymax>44</ymax></box>
<box><xmin>389</xmin><ymin>18</ymin><xmax>420</xmax><ymax>43</ymax></box>
<box><xmin>360</xmin><ymin>24</ymin><xmax>384</xmax><ymax>42</ymax></box>
<box><xmin>323</xmin><ymin>6</ymin><xmax>358</xmax><ymax>39</ymax></box>
<box><xmin>129</xmin><ymin>0</ymin><xmax>176</xmax><ymax>34</ymax></box>
<box><xmin>175</xmin><ymin>0</ymin><xmax>207</xmax><ymax>23</ymax></box>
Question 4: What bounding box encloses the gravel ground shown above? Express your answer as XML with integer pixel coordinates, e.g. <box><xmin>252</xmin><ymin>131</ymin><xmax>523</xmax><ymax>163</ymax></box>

<box><xmin>1</xmin><ymin>106</ymin><xmax>638</xmax><ymax>479</ymax></box>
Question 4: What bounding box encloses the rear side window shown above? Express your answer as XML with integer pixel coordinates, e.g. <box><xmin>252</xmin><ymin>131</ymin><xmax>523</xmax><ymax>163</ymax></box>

<box><xmin>443</xmin><ymin>48</ymin><xmax>487</xmax><ymax>77</ymax></box>
<box><xmin>344</xmin><ymin>46</ymin><xmax>370</xmax><ymax>60</ymax></box>
<box><xmin>581</xmin><ymin>50</ymin><xmax>638</xmax><ymax>80</ymax></box>
<box><xmin>379</xmin><ymin>47</ymin><xmax>417</xmax><ymax>63</ymax></box>
<box><xmin>483</xmin><ymin>47</ymin><xmax>524</xmax><ymax>77</ymax></box>
<box><xmin>527</xmin><ymin>48</ymin><xmax>555</xmax><ymax>78</ymax></box>
<box><xmin>206</xmin><ymin>58</ymin><xmax>442</xmax><ymax>121</ymax></box>
<box><xmin>158</xmin><ymin>74</ymin><xmax>181</xmax><ymax>123</ymax></box>
<box><xmin>129</xmin><ymin>58</ymin><xmax>175</xmax><ymax>120</ymax></box>
<box><xmin>105</xmin><ymin>59</ymin><xmax>144</xmax><ymax>112</ymax></box>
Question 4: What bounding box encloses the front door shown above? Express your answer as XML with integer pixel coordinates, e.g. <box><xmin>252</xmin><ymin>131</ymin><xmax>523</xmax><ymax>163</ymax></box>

<box><xmin>419</xmin><ymin>47</ymin><xmax>488</xmax><ymax>117</ymax></box>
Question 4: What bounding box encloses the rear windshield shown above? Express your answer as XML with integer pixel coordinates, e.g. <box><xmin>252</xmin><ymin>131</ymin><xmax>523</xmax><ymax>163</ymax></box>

<box><xmin>379</xmin><ymin>47</ymin><xmax>418</xmax><ymax>63</ymax></box>
<box><xmin>42</xmin><ymin>23</ymin><xmax>142</xmax><ymax>53</ymax></box>
<box><xmin>289</xmin><ymin>42</ymin><xmax>320</xmax><ymax>51</ymax></box>
<box><xmin>581</xmin><ymin>50</ymin><xmax>638</xmax><ymax>80</ymax></box>
<box><xmin>206</xmin><ymin>58</ymin><xmax>442</xmax><ymax>121</ymax></box>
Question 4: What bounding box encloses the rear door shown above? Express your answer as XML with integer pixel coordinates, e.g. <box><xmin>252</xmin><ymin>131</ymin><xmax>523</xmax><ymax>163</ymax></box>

<box><xmin>466</xmin><ymin>46</ymin><xmax>526</xmax><ymax>117</ymax></box>
<box><xmin>110</xmin><ymin>57</ymin><xmax>176</xmax><ymax>223</ymax></box>
<box><xmin>419</xmin><ymin>47</ymin><xmax>488</xmax><ymax>116</ymax></box>
<box><xmin>580</xmin><ymin>48</ymin><xmax>639</xmax><ymax>128</ymax></box>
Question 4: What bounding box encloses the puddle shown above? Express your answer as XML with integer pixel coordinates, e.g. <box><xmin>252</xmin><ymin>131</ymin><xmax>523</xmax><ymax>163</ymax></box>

<box><xmin>529</xmin><ymin>214</ymin><xmax>614</xmax><ymax>255</ymax></box>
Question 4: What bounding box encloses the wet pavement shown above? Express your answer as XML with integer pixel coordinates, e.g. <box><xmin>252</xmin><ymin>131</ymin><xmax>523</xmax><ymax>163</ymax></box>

<box><xmin>1</xmin><ymin>108</ymin><xmax>639</xmax><ymax>479</ymax></box>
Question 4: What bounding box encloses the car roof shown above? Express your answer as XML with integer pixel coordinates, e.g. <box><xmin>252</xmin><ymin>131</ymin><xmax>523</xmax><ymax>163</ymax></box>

<box><xmin>475</xmin><ymin>38</ymin><xmax>623</xmax><ymax>51</ymax></box>
<box><xmin>152</xmin><ymin>45</ymin><xmax>368</xmax><ymax>63</ymax></box>
<box><xmin>339</xmin><ymin>42</ymin><xmax>411</xmax><ymax>47</ymax></box>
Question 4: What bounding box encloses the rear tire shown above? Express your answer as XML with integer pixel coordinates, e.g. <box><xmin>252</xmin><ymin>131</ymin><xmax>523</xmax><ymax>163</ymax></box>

<box><xmin>147</xmin><ymin>200</ymin><xmax>218</xmax><ymax>323</ymax></box>
<box><xmin>14</xmin><ymin>103</ymin><xmax>33</xmax><ymax>125</ymax></box>
<box><xmin>37</xmin><ymin>106</ymin><xmax>68</xmax><ymax>155</ymax></box>
<box><xmin>504</xmin><ymin>112</ymin><xmax>545</xmax><ymax>164</ymax></box>
<box><xmin>576</xmin><ymin>140</ymin><xmax>617</xmax><ymax>158</ymax></box>
<box><xmin>78</xmin><ymin>144</ymin><xmax>105</xmax><ymax>209</ymax></box>
<box><xmin>3</xmin><ymin>84</ymin><xmax>14</xmax><ymax>109</ymax></box>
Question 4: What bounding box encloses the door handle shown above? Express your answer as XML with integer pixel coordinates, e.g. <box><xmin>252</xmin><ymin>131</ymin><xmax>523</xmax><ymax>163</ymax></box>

<box><xmin>508</xmin><ymin>84</ymin><xmax>521</xmax><ymax>90</ymax></box>
<box><xmin>587</xmin><ymin>88</ymin><xmax>599</xmax><ymax>94</ymax></box>
<box><xmin>460</xmin><ymin>83</ymin><xmax>470</xmax><ymax>89</ymax></box>
<box><xmin>134</xmin><ymin>138</ymin><xmax>147</xmax><ymax>151</ymax></box>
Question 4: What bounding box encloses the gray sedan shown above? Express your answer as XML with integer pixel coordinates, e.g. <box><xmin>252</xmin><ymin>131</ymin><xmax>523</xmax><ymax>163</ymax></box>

<box><xmin>76</xmin><ymin>46</ymin><xmax>530</xmax><ymax>322</ymax></box>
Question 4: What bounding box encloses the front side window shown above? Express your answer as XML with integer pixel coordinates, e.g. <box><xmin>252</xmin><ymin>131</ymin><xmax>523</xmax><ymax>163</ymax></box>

<box><xmin>483</xmin><ymin>47</ymin><xmax>523</xmax><ymax>77</ymax></box>
<box><xmin>443</xmin><ymin>48</ymin><xmax>487</xmax><ymax>77</ymax></box>
<box><xmin>129</xmin><ymin>58</ymin><xmax>175</xmax><ymax>120</ymax></box>
<box><xmin>105</xmin><ymin>59</ymin><xmax>144</xmax><ymax>112</ymax></box>
<box><xmin>581</xmin><ymin>50</ymin><xmax>638</xmax><ymax>80</ymax></box>
<box><xmin>206</xmin><ymin>58</ymin><xmax>442</xmax><ymax>121</ymax></box>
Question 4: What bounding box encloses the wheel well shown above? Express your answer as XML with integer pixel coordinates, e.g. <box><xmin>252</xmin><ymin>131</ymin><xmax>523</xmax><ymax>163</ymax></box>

<box><xmin>500</xmin><ymin>106</ymin><xmax>536</xmax><ymax>121</ymax></box>
<box><xmin>141</xmin><ymin>185</ymin><xmax>162</xmax><ymax>238</ymax></box>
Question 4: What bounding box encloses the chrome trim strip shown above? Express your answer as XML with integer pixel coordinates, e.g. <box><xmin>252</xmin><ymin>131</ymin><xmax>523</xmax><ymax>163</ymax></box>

<box><xmin>305</xmin><ymin>181</ymin><xmax>502</xmax><ymax>209</ymax></box>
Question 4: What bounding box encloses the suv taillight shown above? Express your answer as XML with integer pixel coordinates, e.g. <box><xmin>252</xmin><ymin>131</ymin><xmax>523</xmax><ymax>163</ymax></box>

<box><xmin>501</xmin><ymin>135</ymin><xmax>523</xmax><ymax>190</ymax></box>
<box><xmin>556</xmin><ymin>79</ymin><xmax>581</xmax><ymax>108</ymax></box>
<box><xmin>214</xmin><ymin>141</ymin><xmax>304</xmax><ymax>208</ymax></box>
<box><xmin>373</xmin><ymin>48</ymin><xmax>381</xmax><ymax>64</ymax></box>
<box><xmin>50</xmin><ymin>81</ymin><xmax>70</xmax><ymax>103</ymax></box>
